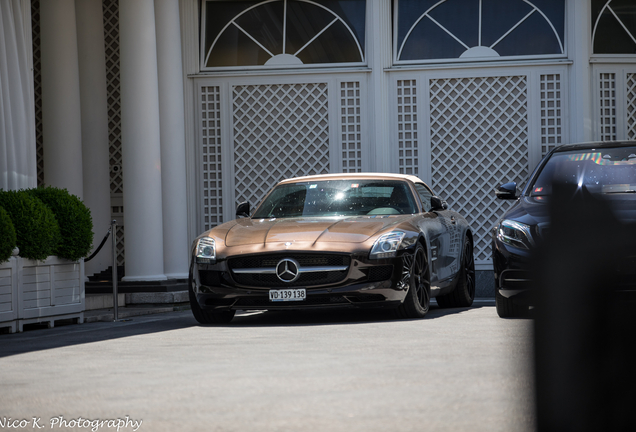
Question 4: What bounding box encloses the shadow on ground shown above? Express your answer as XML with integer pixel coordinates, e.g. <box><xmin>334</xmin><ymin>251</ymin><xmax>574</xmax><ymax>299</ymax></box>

<box><xmin>0</xmin><ymin>300</ymin><xmax>494</xmax><ymax>358</ymax></box>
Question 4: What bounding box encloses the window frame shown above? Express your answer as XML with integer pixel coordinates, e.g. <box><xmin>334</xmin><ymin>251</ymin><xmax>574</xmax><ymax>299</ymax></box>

<box><xmin>591</xmin><ymin>0</ymin><xmax>636</xmax><ymax>59</ymax></box>
<box><xmin>200</xmin><ymin>0</ymin><xmax>368</xmax><ymax>72</ymax></box>
<box><xmin>392</xmin><ymin>0</ymin><xmax>568</xmax><ymax>66</ymax></box>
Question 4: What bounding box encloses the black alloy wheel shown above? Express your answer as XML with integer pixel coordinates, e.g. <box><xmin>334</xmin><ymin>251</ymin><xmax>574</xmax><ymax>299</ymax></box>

<box><xmin>437</xmin><ymin>234</ymin><xmax>476</xmax><ymax>308</ymax></box>
<box><xmin>396</xmin><ymin>243</ymin><xmax>430</xmax><ymax>319</ymax></box>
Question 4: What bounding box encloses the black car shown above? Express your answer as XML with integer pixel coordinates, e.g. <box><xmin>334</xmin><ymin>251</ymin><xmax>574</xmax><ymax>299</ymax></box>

<box><xmin>492</xmin><ymin>141</ymin><xmax>636</xmax><ymax>317</ymax></box>
<box><xmin>189</xmin><ymin>173</ymin><xmax>475</xmax><ymax>324</ymax></box>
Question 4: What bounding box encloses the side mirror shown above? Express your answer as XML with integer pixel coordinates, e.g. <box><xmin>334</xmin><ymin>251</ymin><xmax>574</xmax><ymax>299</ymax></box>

<box><xmin>430</xmin><ymin>196</ymin><xmax>448</xmax><ymax>211</ymax></box>
<box><xmin>495</xmin><ymin>182</ymin><xmax>518</xmax><ymax>200</ymax></box>
<box><xmin>236</xmin><ymin>201</ymin><xmax>250</xmax><ymax>218</ymax></box>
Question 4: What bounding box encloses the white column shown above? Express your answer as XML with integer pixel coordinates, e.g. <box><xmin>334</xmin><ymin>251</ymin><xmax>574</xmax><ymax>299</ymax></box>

<box><xmin>368</xmin><ymin>0</ymin><xmax>393</xmax><ymax>173</ymax></box>
<box><xmin>119</xmin><ymin>0</ymin><xmax>166</xmax><ymax>281</ymax></box>
<box><xmin>179</xmin><ymin>0</ymin><xmax>200</xmax><ymax>248</ymax></box>
<box><xmin>75</xmin><ymin>0</ymin><xmax>113</xmax><ymax>276</ymax></box>
<box><xmin>568</xmin><ymin>0</ymin><xmax>594</xmax><ymax>143</ymax></box>
<box><xmin>154</xmin><ymin>0</ymin><xmax>189</xmax><ymax>279</ymax></box>
<box><xmin>40</xmin><ymin>0</ymin><xmax>83</xmax><ymax>198</ymax></box>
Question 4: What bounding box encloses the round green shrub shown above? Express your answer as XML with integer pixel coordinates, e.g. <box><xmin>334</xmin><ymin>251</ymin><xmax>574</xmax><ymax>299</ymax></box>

<box><xmin>28</xmin><ymin>187</ymin><xmax>94</xmax><ymax>261</ymax></box>
<box><xmin>0</xmin><ymin>190</ymin><xmax>61</xmax><ymax>261</ymax></box>
<box><xmin>0</xmin><ymin>206</ymin><xmax>17</xmax><ymax>263</ymax></box>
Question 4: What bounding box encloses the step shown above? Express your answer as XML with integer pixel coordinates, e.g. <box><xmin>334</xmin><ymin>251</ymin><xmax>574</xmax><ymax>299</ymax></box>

<box><xmin>83</xmin><ymin>304</ymin><xmax>191</xmax><ymax>323</ymax></box>
<box><xmin>85</xmin><ymin>293</ymin><xmax>126</xmax><ymax>311</ymax></box>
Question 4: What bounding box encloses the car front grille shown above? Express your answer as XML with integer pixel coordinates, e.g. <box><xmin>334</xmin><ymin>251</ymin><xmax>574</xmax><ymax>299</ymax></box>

<box><xmin>229</xmin><ymin>254</ymin><xmax>349</xmax><ymax>269</ymax></box>
<box><xmin>228</xmin><ymin>253</ymin><xmax>350</xmax><ymax>288</ymax></box>
<box><xmin>232</xmin><ymin>271</ymin><xmax>348</xmax><ymax>287</ymax></box>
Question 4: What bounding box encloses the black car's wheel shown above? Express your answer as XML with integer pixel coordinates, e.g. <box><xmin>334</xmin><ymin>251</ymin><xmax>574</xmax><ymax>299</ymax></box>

<box><xmin>495</xmin><ymin>281</ymin><xmax>529</xmax><ymax>318</ymax></box>
<box><xmin>436</xmin><ymin>234</ymin><xmax>476</xmax><ymax>308</ymax></box>
<box><xmin>189</xmin><ymin>273</ymin><xmax>235</xmax><ymax>324</ymax></box>
<box><xmin>396</xmin><ymin>243</ymin><xmax>430</xmax><ymax>319</ymax></box>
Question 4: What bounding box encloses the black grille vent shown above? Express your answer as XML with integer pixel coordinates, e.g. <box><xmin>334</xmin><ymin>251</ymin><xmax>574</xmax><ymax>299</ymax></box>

<box><xmin>367</xmin><ymin>265</ymin><xmax>394</xmax><ymax>282</ymax></box>
<box><xmin>199</xmin><ymin>270</ymin><xmax>222</xmax><ymax>287</ymax></box>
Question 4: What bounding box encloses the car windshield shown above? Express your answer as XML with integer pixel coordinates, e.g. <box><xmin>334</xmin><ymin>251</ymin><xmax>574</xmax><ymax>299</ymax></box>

<box><xmin>530</xmin><ymin>146</ymin><xmax>636</xmax><ymax>197</ymax></box>
<box><xmin>252</xmin><ymin>179</ymin><xmax>419</xmax><ymax>218</ymax></box>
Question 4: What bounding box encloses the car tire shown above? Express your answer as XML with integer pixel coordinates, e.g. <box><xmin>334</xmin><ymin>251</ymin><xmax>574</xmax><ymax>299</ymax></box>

<box><xmin>189</xmin><ymin>274</ymin><xmax>235</xmax><ymax>324</ymax></box>
<box><xmin>396</xmin><ymin>243</ymin><xmax>430</xmax><ymax>319</ymax></box>
<box><xmin>495</xmin><ymin>281</ymin><xmax>529</xmax><ymax>318</ymax></box>
<box><xmin>436</xmin><ymin>234</ymin><xmax>476</xmax><ymax>308</ymax></box>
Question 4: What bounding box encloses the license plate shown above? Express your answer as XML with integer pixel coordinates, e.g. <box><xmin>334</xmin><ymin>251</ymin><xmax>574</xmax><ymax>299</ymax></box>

<box><xmin>269</xmin><ymin>288</ymin><xmax>306</xmax><ymax>302</ymax></box>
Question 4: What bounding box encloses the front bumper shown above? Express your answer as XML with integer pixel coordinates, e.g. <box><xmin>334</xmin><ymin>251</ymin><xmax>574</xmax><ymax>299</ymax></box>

<box><xmin>191</xmin><ymin>251</ymin><xmax>412</xmax><ymax>311</ymax></box>
<box><xmin>491</xmin><ymin>236</ymin><xmax>533</xmax><ymax>305</ymax></box>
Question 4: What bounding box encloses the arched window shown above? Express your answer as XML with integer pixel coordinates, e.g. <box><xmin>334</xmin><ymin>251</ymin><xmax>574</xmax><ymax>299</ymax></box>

<box><xmin>394</xmin><ymin>0</ymin><xmax>565</xmax><ymax>63</ymax></box>
<box><xmin>201</xmin><ymin>0</ymin><xmax>366</xmax><ymax>69</ymax></box>
<box><xmin>592</xmin><ymin>0</ymin><xmax>636</xmax><ymax>54</ymax></box>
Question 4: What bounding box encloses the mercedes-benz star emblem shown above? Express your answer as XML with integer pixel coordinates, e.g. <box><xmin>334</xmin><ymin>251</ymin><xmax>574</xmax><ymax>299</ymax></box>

<box><xmin>276</xmin><ymin>258</ymin><xmax>300</xmax><ymax>283</ymax></box>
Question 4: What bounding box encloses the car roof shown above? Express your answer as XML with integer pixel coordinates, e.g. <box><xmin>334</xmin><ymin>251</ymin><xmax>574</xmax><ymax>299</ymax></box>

<box><xmin>277</xmin><ymin>172</ymin><xmax>425</xmax><ymax>186</ymax></box>
<box><xmin>552</xmin><ymin>140</ymin><xmax>636</xmax><ymax>153</ymax></box>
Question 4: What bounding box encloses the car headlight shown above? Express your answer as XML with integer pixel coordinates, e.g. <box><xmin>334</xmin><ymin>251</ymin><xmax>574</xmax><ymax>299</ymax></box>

<box><xmin>497</xmin><ymin>220</ymin><xmax>535</xmax><ymax>249</ymax></box>
<box><xmin>370</xmin><ymin>231</ymin><xmax>406</xmax><ymax>259</ymax></box>
<box><xmin>195</xmin><ymin>237</ymin><xmax>216</xmax><ymax>263</ymax></box>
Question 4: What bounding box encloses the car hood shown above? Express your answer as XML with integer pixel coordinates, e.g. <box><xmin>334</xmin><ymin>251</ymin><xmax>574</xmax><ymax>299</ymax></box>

<box><xmin>502</xmin><ymin>194</ymin><xmax>636</xmax><ymax>227</ymax></box>
<box><xmin>219</xmin><ymin>215</ymin><xmax>413</xmax><ymax>247</ymax></box>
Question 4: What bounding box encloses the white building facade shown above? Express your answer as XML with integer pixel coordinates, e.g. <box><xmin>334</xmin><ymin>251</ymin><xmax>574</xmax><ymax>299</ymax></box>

<box><xmin>1</xmin><ymin>0</ymin><xmax>635</xmax><ymax>291</ymax></box>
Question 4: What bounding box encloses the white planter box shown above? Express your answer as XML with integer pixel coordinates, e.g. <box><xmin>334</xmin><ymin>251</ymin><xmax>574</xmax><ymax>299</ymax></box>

<box><xmin>0</xmin><ymin>257</ymin><xmax>18</xmax><ymax>333</ymax></box>
<box><xmin>16</xmin><ymin>256</ymin><xmax>85</xmax><ymax>332</ymax></box>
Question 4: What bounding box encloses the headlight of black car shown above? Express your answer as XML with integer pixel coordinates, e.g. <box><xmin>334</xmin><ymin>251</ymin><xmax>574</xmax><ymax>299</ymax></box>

<box><xmin>497</xmin><ymin>220</ymin><xmax>535</xmax><ymax>250</ymax></box>
<box><xmin>195</xmin><ymin>237</ymin><xmax>216</xmax><ymax>264</ymax></box>
<box><xmin>369</xmin><ymin>231</ymin><xmax>406</xmax><ymax>259</ymax></box>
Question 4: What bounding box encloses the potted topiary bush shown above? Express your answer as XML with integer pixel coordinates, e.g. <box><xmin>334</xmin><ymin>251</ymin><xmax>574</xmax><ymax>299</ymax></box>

<box><xmin>0</xmin><ymin>190</ymin><xmax>60</xmax><ymax>260</ymax></box>
<box><xmin>0</xmin><ymin>189</ymin><xmax>89</xmax><ymax>332</ymax></box>
<box><xmin>0</xmin><ymin>206</ymin><xmax>17</xmax><ymax>263</ymax></box>
<box><xmin>0</xmin><ymin>205</ymin><xmax>19</xmax><ymax>333</ymax></box>
<box><xmin>27</xmin><ymin>187</ymin><xmax>94</xmax><ymax>261</ymax></box>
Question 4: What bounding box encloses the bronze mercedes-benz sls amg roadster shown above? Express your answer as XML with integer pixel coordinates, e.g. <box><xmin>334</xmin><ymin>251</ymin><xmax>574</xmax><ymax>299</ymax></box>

<box><xmin>189</xmin><ymin>173</ymin><xmax>475</xmax><ymax>323</ymax></box>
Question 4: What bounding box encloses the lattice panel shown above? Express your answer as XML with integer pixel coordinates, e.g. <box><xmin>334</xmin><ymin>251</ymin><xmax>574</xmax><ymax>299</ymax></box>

<box><xmin>540</xmin><ymin>74</ymin><xmax>562</xmax><ymax>157</ymax></box>
<box><xmin>627</xmin><ymin>74</ymin><xmax>636</xmax><ymax>140</ymax></box>
<box><xmin>429</xmin><ymin>76</ymin><xmax>529</xmax><ymax>264</ymax></box>
<box><xmin>201</xmin><ymin>86</ymin><xmax>224</xmax><ymax>231</ymax></box>
<box><xmin>340</xmin><ymin>81</ymin><xmax>362</xmax><ymax>172</ymax></box>
<box><xmin>31</xmin><ymin>0</ymin><xmax>44</xmax><ymax>186</ymax></box>
<box><xmin>397</xmin><ymin>80</ymin><xmax>418</xmax><ymax>175</ymax></box>
<box><xmin>103</xmin><ymin>0</ymin><xmax>123</xmax><ymax>195</ymax></box>
<box><xmin>115</xmin><ymin>225</ymin><xmax>125</xmax><ymax>267</ymax></box>
<box><xmin>103</xmin><ymin>0</ymin><xmax>124</xmax><ymax>266</ymax></box>
<box><xmin>232</xmin><ymin>83</ymin><xmax>330</xmax><ymax>207</ymax></box>
<box><xmin>599</xmin><ymin>73</ymin><xmax>617</xmax><ymax>141</ymax></box>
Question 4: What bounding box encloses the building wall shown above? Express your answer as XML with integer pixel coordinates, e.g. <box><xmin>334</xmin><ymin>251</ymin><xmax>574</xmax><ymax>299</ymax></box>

<box><xmin>186</xmin><ymin>0</ymin><xmax>582</xmax><ymax>276</ymax></box>
<box><xmin>24</xmin><ymin>0</ymin><xmax>636</xmax><ymax>286</ymax></box>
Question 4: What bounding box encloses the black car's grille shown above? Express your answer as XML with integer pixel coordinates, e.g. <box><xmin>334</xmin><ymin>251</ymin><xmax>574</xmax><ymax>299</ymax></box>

<box><xmin>228</xmin><ymin>254</ymin><xmax>350</xmax><ymax>288</ymax></box>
